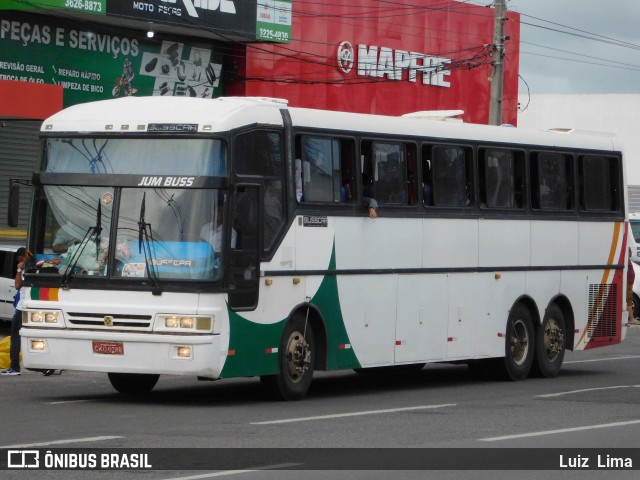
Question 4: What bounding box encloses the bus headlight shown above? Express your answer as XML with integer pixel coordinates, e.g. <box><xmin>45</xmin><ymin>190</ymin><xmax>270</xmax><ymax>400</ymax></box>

<box><xmin>156</xmin><ymin>315</ymin><xmax>214</xmax><ymax>333</ymax></box>
<box><xmin>25</xmin><ymin>310</ymin><xmax>64</xmax><ymax>327</ymax></box>
<box><xmin>180</xmin><ymin>317</ymin><xmax>194</xmax><ymax>329</ymax></box>
<box><xmin>30</xmin><ymin>339</ymin><xmax>46</xmax><ymax>351</ymax></box>
<box><xmin>165</xmin><ymin>316</ymin><xmax>180</xmax><ymax>328</ymax></box>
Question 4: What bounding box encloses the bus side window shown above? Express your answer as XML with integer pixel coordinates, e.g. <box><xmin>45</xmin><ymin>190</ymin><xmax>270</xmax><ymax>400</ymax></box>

<box><xmin>531</xmin><ymin>152</ymin><xmax>574</xmax><ymax>210</ymax></box>
<box><xmin>340</xmin><ymin>140</ymin><xmax>356</xmax><ymax>203</ymax></box>
<box><xmin>362</xmin><ymin>140</ymin><xmax>410</xmax><ymax>205</ymax></box>
<box><xmin>406</xmin><ymin>145</ymin><xmax>417</xmax><ymax>205</ymax></box>
<box><xmin>430</xmin><ymin>145</ymin><xmax>471</xmax><ymax>207</ymax></box>
<box><xmin>297</xmin><ymin>136</ymin><xmax>354</xmax><ymax>204</ymax></box>
<box><xmin>579</xmin><ymin>155</ymin><xmax>621</xmax><ymax>212</ymax></box>
<box><xmin>480</xmin><ymin>148</ymin><xmax>524</xmax><ymax>209</ymax></box>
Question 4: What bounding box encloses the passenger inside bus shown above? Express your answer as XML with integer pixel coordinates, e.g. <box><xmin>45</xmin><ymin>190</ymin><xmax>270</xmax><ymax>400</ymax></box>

<box><xmin>52</xmin><ymin>222</ymin><xmax>85</xmax><ymax>253</ymax></box>
<box><xmin>423</xmin><ymin>160</ymin><xmax>433</xmax><ymax>206</ymax></box>
<box><xmin>200</xmin><ymin>204</ymin><xmax>237</xmax><ymax>254</ymax></box>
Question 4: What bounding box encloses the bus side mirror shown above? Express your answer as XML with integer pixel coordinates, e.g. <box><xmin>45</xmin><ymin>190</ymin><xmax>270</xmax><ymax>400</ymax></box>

<box><xmin>7</xmin><ymin>180</ymin><xmax>20</xmax><ymax>227</ymax></box>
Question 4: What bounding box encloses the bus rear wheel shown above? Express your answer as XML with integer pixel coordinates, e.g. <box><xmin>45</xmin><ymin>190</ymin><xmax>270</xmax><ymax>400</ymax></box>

<box><xmin>261</xmin><ymin>316</ymin><xmax>315</xmax><ymax>401</ymax></box>
<box><xmin>531</xmin><ymin>304</ymin><xmax>566</xmax><ymax>378</ymax></box>
<box><xmin>107</xmin><ymin>373</ymin><xmax>159</xmax><ymax>395</ymax></box>
<box><xmin>498</xmin><ymin>304</ymin><xmax>535</xmax><ymax>380</ymax></box>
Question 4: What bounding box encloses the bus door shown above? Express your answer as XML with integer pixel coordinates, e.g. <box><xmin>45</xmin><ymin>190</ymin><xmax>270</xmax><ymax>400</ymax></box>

<box><xmin>228</xmin><ymin>184</ymin><xmax>261</xmax><ymax>310</ymax></box>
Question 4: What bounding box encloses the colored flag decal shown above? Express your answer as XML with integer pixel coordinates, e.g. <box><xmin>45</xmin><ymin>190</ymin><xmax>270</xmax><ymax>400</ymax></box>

<box><xmin>30</xmin><ymin>287</ymin><xmax>59</xmax><ymax>301</ymax></box>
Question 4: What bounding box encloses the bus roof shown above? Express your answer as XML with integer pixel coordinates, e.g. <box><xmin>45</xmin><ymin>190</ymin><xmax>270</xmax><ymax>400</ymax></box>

<box><xmin>42</xmin><ymin>96</ymin><xmax>288</xmax><ymax>134</ymax></box>
<box><xmin>42</xmin><ymin>96</ymin><xmax>620</xmax><ymax>153</ymax></box>
<box><xmin>286</xmin><ymin>106</ymin><xmax>619</xmax><ymax>152</ymax></box>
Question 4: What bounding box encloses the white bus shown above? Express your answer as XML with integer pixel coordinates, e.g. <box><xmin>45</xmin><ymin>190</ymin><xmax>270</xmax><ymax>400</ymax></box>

<box><xmin>11</xmin><ymin>97</ymin><xmax>630</xmax><ymax>400</ymax></box>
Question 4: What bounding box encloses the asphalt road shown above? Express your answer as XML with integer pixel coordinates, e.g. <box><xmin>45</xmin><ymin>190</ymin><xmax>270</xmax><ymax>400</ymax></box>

<box><xmin>1</xmin><ymin>325</ymin><xmax>639</xmax><ymax>480</ymax></box>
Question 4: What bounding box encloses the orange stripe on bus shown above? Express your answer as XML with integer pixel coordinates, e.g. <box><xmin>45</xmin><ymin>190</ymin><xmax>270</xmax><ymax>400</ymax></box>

<box><xmin>577</xmin><ymin>221</ymin><xmax>623</xmax><ymax>347</ymax></box>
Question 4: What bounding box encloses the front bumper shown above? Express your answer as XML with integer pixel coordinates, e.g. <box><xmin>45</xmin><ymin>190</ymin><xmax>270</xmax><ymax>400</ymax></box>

<box><xmin>20</xmin><ymin>327</ymin><xmax>223</xmax><ymax>378</ymax></box>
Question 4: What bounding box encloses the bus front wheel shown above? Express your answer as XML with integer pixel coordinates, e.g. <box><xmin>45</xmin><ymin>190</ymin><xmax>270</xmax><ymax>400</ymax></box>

<box><xmin>108</xmin><ymin>373</ymin><xmax>159</xmax><ymax>395</ymax></box>
<box><xmin>530</xmin><ymin>304</ymin><xmax>566</xmax><ymax>378</ymax></box>
<box><xmin>499</xmin><ymin>304</ymin><xmax>535</xmax><ymax>380</ymax></box>
<box><xmin>261</xmin><ymin>316</ymin><xmax>315</xmax><ymax>401</ymax></box>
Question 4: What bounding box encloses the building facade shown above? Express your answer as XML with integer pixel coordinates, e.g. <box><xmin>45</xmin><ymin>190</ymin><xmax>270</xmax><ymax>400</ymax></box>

<box><xmin>1</xmin><ymin>1</ymin><xmax>521</xmax><ymax>239</ymax></box>
<box><xmin>518</xmin><ymin>93</ymin><xmax>640</xmax><ymax>212</ymax></box>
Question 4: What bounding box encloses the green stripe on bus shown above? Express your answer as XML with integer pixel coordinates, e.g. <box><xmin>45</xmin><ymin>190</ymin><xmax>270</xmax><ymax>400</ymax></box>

<box><xmin>221</xmin><ymin>243</ymin><xmax>360</xmax><ymax>378</ymax></box>
<box><xmin>312</xmin><ymin>244</ymin><xmax>361</xmax><ymax>370</ymax></box>
<box><xmin>220</xmin><ymin>311</ymin><xmax>283</xmax><ymax>378</ymax></box>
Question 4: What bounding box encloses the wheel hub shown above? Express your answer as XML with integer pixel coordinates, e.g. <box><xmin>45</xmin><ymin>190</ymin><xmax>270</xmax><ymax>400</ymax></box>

<box><xmin>510</xmin><ymin>319</ymin><xmax>529</xmax><ymax>366</ymax></box>
<box><xmin>286</xmin><ymin>332</ymin><xmax>311</xmax><ymax>382</ymax></box>
<box><xmin>544</xmin><ymin>319</ymin><xmax>564</xmax><ymax>360</ymax></box>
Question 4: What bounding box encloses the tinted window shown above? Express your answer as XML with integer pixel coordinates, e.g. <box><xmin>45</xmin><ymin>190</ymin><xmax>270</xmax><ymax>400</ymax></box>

<box><xmin>579</xmin><ymin>155</ymin><xmax>620</xmax><ymax>212</ymax></box>
<box><xmin>295</xmin><ymin>136</ymin><xmax>356</xmax><ymax>205</ymax></box>
<box><xmin>0</xmin><ymin>250</ymin><xmax>15</xmax><ymax>279</ymax></box>
<box><xmin>362</xmin><ymin>141</ymin><xmax>410</xmax><ymax>205</ymax></box>
<box><xmin>426</xmin><ymin>145</ymin><xmax>472</xmax><ymax>207</ymax></box>
<box><xmin>480</xmin><ymin>148</ymin><xmax>525</xmax><ymax>209</ymax></box>
<box><xmin>234</xmin><ymin>131</ymin><xmax>285</xmax><ymax>250</ymax></box>
<box><xmin>531</xmin><ymin>152</ymin><xmax>573</xmax><ymax>210</ymax></box>
<box><xmin>235</xmin><ymin>131</ymin><xmax>282</xmax><ymax>177</ymax></box>
<box><xmin>300</xmin><ymin>137</ymin><xmax>342</xmax><ymax>203</ymax></box>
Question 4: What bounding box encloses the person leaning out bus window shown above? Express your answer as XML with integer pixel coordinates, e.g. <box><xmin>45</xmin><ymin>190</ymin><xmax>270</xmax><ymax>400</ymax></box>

<box><xmin>362</xmin><ymin>173</ymin><xmax>378</xmax><ymax>219</ymax></box>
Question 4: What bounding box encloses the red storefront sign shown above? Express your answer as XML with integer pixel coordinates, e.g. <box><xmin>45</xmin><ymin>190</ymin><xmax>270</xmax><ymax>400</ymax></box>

<box><xmin>236</xmin><ymin>0</ymin><xmax>520</xmax><ymax>125</ymax></box>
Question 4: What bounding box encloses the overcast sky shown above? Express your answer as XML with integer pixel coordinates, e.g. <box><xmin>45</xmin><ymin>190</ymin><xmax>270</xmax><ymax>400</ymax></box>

<box><xmin>505</xmin><ymin>0</ymin><xmax>640</xmax><ymax>94</ymax></box>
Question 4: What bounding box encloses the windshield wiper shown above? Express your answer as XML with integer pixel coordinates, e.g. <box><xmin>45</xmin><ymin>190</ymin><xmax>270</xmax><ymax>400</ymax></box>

<box><xmin>95</xmin><ymin>200</ymin><xmax>102</xmax><ymax>258</ymax></box>
<box><xmin>137</xmin><ymin>193</ymin><xmax>162</xmax><ymax>295</ymax></box>
<box><xmin>60</xmin><ymin>199</ymin><xmax>102</xmax><ymax>289</ymax></box>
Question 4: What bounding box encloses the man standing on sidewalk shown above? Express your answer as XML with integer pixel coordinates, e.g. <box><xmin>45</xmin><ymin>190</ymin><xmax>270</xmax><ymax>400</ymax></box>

<box><xmin>1</xmin><ymin>247</ymin><xmax>26</xmax><ymax>376</ymax></box>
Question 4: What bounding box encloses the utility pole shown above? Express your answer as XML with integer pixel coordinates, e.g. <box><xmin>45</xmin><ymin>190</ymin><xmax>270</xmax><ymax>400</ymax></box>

<box><xmin>488</xmin><ymin>0</ymin><xmax>506</xmax><ymax>126</ymax></box>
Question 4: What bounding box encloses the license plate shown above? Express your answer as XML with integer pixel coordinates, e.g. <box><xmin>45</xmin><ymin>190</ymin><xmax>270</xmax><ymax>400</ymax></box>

<box><xmin>92</xmin><ymin>341</ymin><xmax>124</xmax><ymax>355</ymax></box>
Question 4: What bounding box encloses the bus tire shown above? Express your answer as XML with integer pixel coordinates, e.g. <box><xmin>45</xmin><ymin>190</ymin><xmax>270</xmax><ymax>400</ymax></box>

<box><xmin>261</xmin><ymin>316</ymin><xmax>315</xmax><ymax>401</ymax></box>
<box><xmin>107</xmin><ymin>373</ymin><xmax>159</xmax><ymax>395</ymax></box>
<box><xmin>530</xmin><ymin>304</ymin><xmax>566</xmax><ymax>378</ymax></box>
<box><xmin>499</xmin><ymin>304</ymin><xmax>535</xmax><ymax>381</ymax></box>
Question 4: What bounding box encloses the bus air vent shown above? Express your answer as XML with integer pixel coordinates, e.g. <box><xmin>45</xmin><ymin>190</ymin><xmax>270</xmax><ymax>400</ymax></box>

<box><xmin>587</xmin><ymin>283</ymin><xmax>619</xmax><ymax>341</ymax></box>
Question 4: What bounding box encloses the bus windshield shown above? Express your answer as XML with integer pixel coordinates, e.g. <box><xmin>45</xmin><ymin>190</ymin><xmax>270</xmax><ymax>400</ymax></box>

<box><xmin>44</xmin><ymin>137</ymin><xmax>226</xmax><ymax>175</ymax></box>
<box><xmin>30</xmin><ymin>185</ymin><xmax>229</xmax><ymax>283</ymax></box>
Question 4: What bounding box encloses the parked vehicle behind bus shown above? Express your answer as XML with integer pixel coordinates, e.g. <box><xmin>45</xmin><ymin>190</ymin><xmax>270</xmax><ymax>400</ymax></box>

<box><xmin>0</xmin><ymin>244</ymin><xmax>21</xmax><ymax>326</ymax></box>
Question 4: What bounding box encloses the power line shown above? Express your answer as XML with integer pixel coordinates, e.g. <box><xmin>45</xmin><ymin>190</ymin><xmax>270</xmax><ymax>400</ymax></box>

<box><xmin>516</xmin><ymin>11</ymin><xmax>640</xmax><ymax>52</ymax></box>
<box><xmin>521</xmin><ymin>41</ymin><xmax>640</xmax><ymax>71</ymax></box>
<box><xmin>520</xmin><ymin>51</ymin><xmax>640</xmax><ymax>73</ymax></box>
